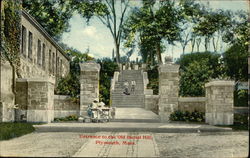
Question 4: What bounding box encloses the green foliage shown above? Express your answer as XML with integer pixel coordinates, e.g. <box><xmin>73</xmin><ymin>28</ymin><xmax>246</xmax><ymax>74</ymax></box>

<box><xmin>55</xmin><ymin>74</ymin><xmax>79</xmax><ymax>100</ymax></box>
<box><xmin>223</xmin><ymin>11</ymin><xmax>249</xmax><ymax>46</ymax></box>
<box><xmin>234</xmin><ymin>89</ymin><xmax>248</xmax><ymax>107</ymax></box>
<box><xmin>169</xmin><ymin>110</ymin><xmax>205</xmax><ymax>122</ymax></box>
<box><xmin>97</xmin><ymin>58</ymin><xmax>119</xmax><ymax>105</ymax></box>
<box><xmin>178</xmin><ymin>52</ymin><xmax>222</xmax><ymax>97</ymax></box>
<box><xmin>223</xmin><ymin>43</ymin><xmax>248</xmax><ymax>81</ymax></box>
<box><xmin>54</xmin><ymin>115</ymin><xmax>78</xmax><ymax>122</ymax></box>
<box><xmin>147</xmin><ymin>66</ymin><xmax>159</xmax><ymax>95</ymax></box>
<box><xmin>123</xmin><ymin>1</ymin><xmax>182</xmax><ymax>64</ymax></box>
<box><xmin>23</xmin><ymin>0</ymin><xmax>74</xmax><ymax>40</ymax></box>
<box><xmin>55</xmin><ymin>48</ymin><xmax>94</xmax><ymax>102</ymax></box>
<box><xmin>1</xmin><ymin>0</ymin><xmax>22</xmax><ymax>78</ymax></box>
<box><xmin>0</xmin><ymin>123</ymin><xmax>35</xmax><ymax>140</ymax></box>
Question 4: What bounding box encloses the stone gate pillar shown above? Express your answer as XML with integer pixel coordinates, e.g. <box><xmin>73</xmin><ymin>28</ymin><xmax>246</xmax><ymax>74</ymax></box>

<box><xmin>205</xmin><ymin>80</ymin><xmax>234</xmax><ymax>125</ymax></box>
<box><xmin>80</xmin><ymin>62</ymin><xmax>100</xmax><ymax>116</ymax></box>
<box><xmin>158</xmin><ymin>64</ymin><xmax>180</xmax><ymax>122</ymax></box>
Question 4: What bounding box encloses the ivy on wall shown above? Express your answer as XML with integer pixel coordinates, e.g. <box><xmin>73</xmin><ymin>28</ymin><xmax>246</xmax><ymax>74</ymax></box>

<box><xmin>1</xmin><ymin>0</ymin><xmax>22</xmax><ymax>94</ymax></box>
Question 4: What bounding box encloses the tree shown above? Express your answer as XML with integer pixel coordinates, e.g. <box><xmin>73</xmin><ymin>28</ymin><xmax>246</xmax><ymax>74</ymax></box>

<box><xmin>223</xmin><ymin>43</ymin><xmax>248</xmax><ymax>81</ymax></box>
<box><xmin>193</xmin><ymin>9</ymin><xmax>232</xmax><ymax>52</ymax></box>
<box><xmin>179</xmin><ymin>0</ymin><xmax>203</xmax><ymax>53</ymax></box>
<box><xmin>123</xmin><ymin>0</ymin><xmax>182</xmax><ymax>65</ymax></box>
<box><xmin>178</xmin><ymin>52</ymin><xmax>222</xmax><ymax>96</ymax></box>
<box><xmin>223</xmin><ymin>10</ymin><xmax>249</xmax><ymax>46</ymax></box>
<box><xmin>74</xmin><ymin>0</ymin><xmax>130</xmax><ymax>64</ymax></box>
<box><xmin>23</xmin><ymin>0</ymin><xmax>74</xmax><ymax>40</ymax></box>
<box><xmin>222</xmin><ymin>10</ymin><xmax>249</xmax><ymax>81</ymax></box>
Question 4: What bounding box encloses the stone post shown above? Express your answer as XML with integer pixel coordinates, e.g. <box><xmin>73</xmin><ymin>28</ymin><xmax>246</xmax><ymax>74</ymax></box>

<box><xmin>134</xmin><ymin>64</ymin><xmax>139</xmax><ymax>70</ymax></box>
<box><xmin>158</xmin><ymin>64</ymin><xmax>180</xmax><ymax>122</ymax></box>
<box><xmin>205</xmin><ymin>80</ymin><xmax>234</xmax><ymax>125</ymax></box>
<box><xmin>141</xmin><ymin>64</ymin><xmax>147</xmax><ymax>70</ymax></box>
<box><xmin>80</xmin><ymin>62</ymin><xmax>100</xmax><ymax>116</ymax></box>
<box><xmin>16</xmin><ymin>78</ymin><xmax>55</xmax><ymax>123</ymax></box>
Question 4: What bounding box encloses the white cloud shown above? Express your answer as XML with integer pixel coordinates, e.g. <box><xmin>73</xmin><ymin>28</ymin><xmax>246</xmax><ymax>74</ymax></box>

<box><xmin>82</xmin><ymin>26</ymin><xmax>100</xmax><ymax>40</ymax></box>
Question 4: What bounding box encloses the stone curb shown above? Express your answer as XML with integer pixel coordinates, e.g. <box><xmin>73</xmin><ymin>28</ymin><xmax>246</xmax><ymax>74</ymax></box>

<box><xmin>33</xmin><ymin>125</ymin><xmax>232</xmax><ymax>133</ymax></box>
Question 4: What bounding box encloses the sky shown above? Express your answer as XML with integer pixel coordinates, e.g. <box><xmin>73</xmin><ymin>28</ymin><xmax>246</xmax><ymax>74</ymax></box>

<box><xmin>61</xmin><ymin>0</ymin><xmax>249</xmax><ymax>62</ymax></box>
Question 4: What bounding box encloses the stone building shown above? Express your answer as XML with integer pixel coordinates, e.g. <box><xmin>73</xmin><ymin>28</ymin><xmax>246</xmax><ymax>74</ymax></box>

<box><xmin>0</xmin><ymin>4</ymin><xmax>70</xmax><ymax>122</ymax></box>
<box><xmin>20</xmin><ymin>10</ymin><xmax>70</xmax><ymax>79</ymax></box>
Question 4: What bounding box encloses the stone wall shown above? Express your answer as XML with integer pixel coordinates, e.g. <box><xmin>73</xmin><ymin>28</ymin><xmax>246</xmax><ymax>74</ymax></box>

<box><xmin>144</xmin><ymin>95</ymin><xmax>159</xmax><ymax>114</ymax></box>
<box><xmin>54</xmin><ymin>95</ymin><xmax>79</xmax><ymax>118</ymax></box>
<box><xmin>0</xmin><ymin>62</ymin><xmax>15</xmax><ymax>122</ymax></box>
<box><xmin>158</xmin><ymin>64</ymin><xmax>180</xmax><ymax>122</ymax></box>
<box><xmin>178</xmin><ymin>97</ymin><xmax>206</xmax><ymax>113</ymax></box>
<box><xmin>205</xmin><ymin>80</ymin><xmax>234</xmax><ymax>125</ymax></box>
<box><xmin>80</xmin><ymin>62</ymin><xmax>100</xmax><ymax>116</ymax></box>
<box><xmin>16</xmin><ymin>78</ymin><xmax>55</xmax><ymax>123</ymax></box>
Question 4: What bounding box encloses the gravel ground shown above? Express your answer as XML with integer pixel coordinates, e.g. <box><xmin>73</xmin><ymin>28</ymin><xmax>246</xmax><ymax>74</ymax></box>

<box><xmin>154</xmin><ymin>132</ymin><xmax>249</xmax><ymax>158</ymax></box>
<box><xmin>0</xmin><ymin>132</ymin><xmax>90</xmax><ymax>157</ymax></box>
<box><xmin>0</xmin><ymin>131</ymin><xmax>248</xmax><ymax>157</ymax></box>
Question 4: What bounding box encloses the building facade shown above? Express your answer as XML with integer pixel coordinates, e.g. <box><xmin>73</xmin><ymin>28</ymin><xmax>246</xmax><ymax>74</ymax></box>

<box><xmin>0</xmin><ymin>3</ymin><xmax>70</xmax><ymax>122</ymax></box>
<box><xmin>20</xmin><ymin>10</ymin><xmax>70</xmax><ymax>80</ymax></box>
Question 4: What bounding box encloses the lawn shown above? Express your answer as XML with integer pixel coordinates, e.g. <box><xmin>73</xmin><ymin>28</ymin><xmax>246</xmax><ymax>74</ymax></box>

<box><xmin>0</xmin><ymin>122</ymin><xmax>36</xmax><ymax>140</ymax></box>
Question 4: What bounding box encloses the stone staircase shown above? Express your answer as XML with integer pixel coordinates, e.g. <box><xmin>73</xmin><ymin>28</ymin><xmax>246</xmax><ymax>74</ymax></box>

<box><xmin>111</xmin><ymin>70</ymin><xmax>144</xmax><ymax>108</ymax></box>
<box><xmin>111</xmin><ymin>69</ymin><xmax>160</xmax><ymax>123</ymax></box>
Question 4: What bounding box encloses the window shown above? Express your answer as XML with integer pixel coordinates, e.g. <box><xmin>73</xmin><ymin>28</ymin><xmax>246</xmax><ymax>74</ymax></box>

<box><xmin>37</xmin><ymin>40</ymin><xmax>41</xmax><ymax>65</ymax></box>
<box><xmin>56</xmin><ymin>56</ymin><xmax>59</xmax><ymax>77</ymax></box>
<box><xmin>28</xmin><ymin>31</ymin><xmax>33</xmax><ymax>59</ymax></box>
<box><xmin>21</xmin><ymin>26</ymin><xmax>27</xmax><ymax>57</ymax></box>
<box><xmin>42</xmin><ymin>43</ymin><xmax>46</xmax><ymax>69</ymax></box>
<box><xmin>60</xmin><ymin>59</ymin><xmax>63</xmax><ymax>77</ymax></box>
<box><xmin>49</xmin><ymin>50</ymin><xmax>51</xmax><ymax>73</ymax></box>
<box><xmin>52</xmin><ymin>52</ymin><xmax>55</xmax><ymax>75</ymax></box>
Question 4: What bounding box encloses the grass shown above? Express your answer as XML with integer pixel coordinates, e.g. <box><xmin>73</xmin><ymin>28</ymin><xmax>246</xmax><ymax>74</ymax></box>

<box><xmin>0</xmin><ymin>122</ymin><xmax>39</xmax><ymax>141</ymax></box>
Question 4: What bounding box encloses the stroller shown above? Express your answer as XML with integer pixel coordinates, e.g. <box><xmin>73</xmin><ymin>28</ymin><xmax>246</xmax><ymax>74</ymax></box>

<box><xmin>87</xmin><ymin>101</ymin><xmax>110</xmax><ymax>123</ymax></box>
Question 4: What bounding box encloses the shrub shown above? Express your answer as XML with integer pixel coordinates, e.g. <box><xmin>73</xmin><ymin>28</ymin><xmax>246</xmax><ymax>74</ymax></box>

<box><xmin>234</xmin><ymin>89</ymin><xmax>248</xmax><ymax>107</ymax></box>
<box><xmin>147</xmin><ymin>65</ymin><xmax>159</xmax><ymax>95</ymax></box>
<box><xmin>169</xmin><ymin>110</ymin><xmax>205</xmax><ymax>122</ymax></box>
<box><xmin>54</xmin><ymin>114</ymin><xmax>78</xmax><ymax>122</ymax></box>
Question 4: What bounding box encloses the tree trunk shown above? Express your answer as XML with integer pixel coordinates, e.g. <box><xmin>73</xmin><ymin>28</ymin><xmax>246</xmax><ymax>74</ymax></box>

<box><xmin>212</xmin><ymin>37</ymin><xmax>216</xmax><ymax>52</ymax></box>
<box><xmin>204</xmin><ymin>38</ymin><xmax>208</xmax><ymax>52</ymax></box>
<box><xmin>191</xmin><ymin>38</ymin><xmax>195</xmax><ymax>53</ymax></box>
<box><xmin>114</xmin><ymin>40</ymin><xmax>120</xmax><ymax>64</ymax></box>
<box><xmin>182</xmin><ymin>46</ymin><xmax>185</xmax><ymax>55</ymax></box>
<box><xmin>156</xmin><ymin>43</ymin><xmax>162</xmax><ymax>65</ymax></box>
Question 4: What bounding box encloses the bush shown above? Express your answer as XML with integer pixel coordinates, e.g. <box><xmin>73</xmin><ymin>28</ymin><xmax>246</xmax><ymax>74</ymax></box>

<box><xmin>54</xmin><ymin>114</ymin><xmax>78</xmax><ymax>122</ymax></box>
<box><xmin>0</xmin><ymin>123</ymin><xmax>35</xmax><ymax>140</ymax></box>
<box><xmin>234</xmin><ymin>89</ymin><xmax>248</xmax><ymax>107</ymax></box>
<box><xmin>169</xmin><ymin>110</ymin><xmax>205</xmax><ymax>122</ymax></box>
